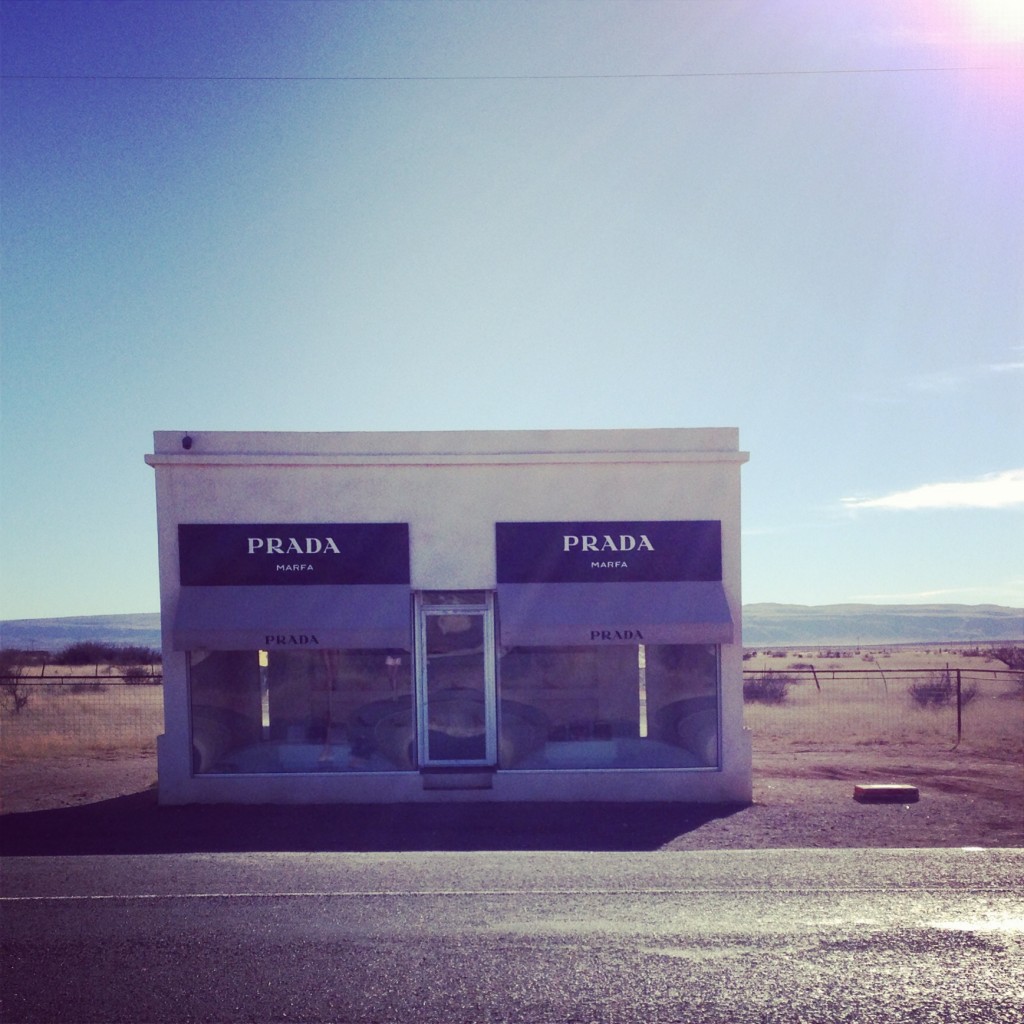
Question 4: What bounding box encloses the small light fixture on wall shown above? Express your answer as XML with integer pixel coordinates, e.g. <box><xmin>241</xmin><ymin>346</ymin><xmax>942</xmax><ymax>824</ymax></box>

<box><xmin>182</xmin><ymin>434</ymin><xmax>193</xmax><ymax>451</ymax></box>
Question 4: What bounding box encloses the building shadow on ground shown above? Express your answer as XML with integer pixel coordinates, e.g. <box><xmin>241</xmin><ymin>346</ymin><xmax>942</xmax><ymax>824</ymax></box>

<box><xmin>0</xmin><ymin>789</ymin><xmax>747</xmax><ymax>856</ymax></box>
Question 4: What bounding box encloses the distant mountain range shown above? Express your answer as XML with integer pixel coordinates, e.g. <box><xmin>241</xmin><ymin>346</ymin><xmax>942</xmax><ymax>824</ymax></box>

<box><xmin>0</xmin><ymin>613</ymin><xmax>163</xmax><ymax>653</ymax></box>
<box><xmin>741</xmin><ymin>603</ymin><xmax>1022</xmax><ymax>647</ymax></box>
<box><xmin>1</xmin><ymin>604</ymin><xmax>1020</xmax><ymax>652</ymax></box>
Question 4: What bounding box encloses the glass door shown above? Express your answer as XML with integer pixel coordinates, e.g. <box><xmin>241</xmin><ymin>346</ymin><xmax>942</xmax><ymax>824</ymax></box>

<box><xmin>414</xmin><ymin>592</ymin><xmax>496</xmax><ymax>768</ymax></box>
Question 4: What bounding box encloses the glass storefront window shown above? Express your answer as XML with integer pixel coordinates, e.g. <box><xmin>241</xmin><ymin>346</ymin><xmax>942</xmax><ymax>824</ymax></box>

<box><xmin>499</xmin><ymin>644</ymin><xmax>719</xmax><ymax>769</ymax></box>
<box><xmin>189</xmin><ymin>648</ymin><xmax>413</xmax><ymax>774</ymax></box>
<box><xmin>187</xmin><ymin>638</ymin><xmax>719</xmax><ymax>774</ymax></box>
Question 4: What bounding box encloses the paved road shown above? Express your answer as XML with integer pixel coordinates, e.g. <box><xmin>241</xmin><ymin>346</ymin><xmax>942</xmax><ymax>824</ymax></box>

<box><xmin>3</xmin><ymin>849</ymin><xmax>1022</xmax><ymax>1023</ymax></box>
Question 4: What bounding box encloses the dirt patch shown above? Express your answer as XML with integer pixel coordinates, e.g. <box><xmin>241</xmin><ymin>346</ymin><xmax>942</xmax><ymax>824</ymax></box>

<box><xmin>0</xmin><ymin>753</ymin><xmax>158</xmax><ymax>815</ymax></box>
<box><xmin>2</xmin><ymin>746</ymin><xmax>1020</xmax><ymax>851</ymax></box>
<box><xmin>664</xmin><ymin>747</ymin><xmax>1023</xmax><ymax>851</ymax></box>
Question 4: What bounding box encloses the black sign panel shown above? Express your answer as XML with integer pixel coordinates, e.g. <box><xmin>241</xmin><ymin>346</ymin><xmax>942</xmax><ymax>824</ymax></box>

<box><xmin>496</xmin><ymin>521</ymin><xmax>721</xmax><ymax>584</ymax></box>
<box><xmin>179</xmin><ymin>523</ymin><xmax>410</xmax><ymax>586</ymax></box>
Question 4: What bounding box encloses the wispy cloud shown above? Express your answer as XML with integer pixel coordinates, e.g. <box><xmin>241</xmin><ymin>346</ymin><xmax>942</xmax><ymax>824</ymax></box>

<box><xmin>908</xmin><ymin>359</ymin><xmax>1024</xmax><ymax>394</ymax></box>
<box><xmin>843</xmin><ymin>469</ymin><xmax>1024</xmax><ymax>511</ymax></box>
<box><xmin>859</xmin><ymin>354</ymin><xmax>1024</xmax><ymax>404</ymax></box>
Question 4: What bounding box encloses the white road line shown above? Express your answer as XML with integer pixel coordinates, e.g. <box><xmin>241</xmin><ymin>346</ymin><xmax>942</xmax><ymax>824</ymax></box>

<box><xmin>1</xmin><ymin>886</ymin><xmax>1011</xmax><ymax>902</ymax></box>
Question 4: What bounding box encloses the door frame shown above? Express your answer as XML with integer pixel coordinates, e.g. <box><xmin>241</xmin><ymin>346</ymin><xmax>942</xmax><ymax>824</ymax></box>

<box><xmin>413</xmin><ymin>591</ymin><xmax>497</xmax><ymax>768</ymax></box>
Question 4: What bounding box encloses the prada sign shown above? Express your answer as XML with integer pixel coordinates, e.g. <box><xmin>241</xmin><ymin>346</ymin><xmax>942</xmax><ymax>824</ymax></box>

<box><xmin>178</xmin><ymin>523</ymin><xmax>410</xmax><ymax>586</ymax></box>
<box><xmin>496</xmin><ymin>521</ymin><xmax>722</xmax><ymax>584</ymax></box>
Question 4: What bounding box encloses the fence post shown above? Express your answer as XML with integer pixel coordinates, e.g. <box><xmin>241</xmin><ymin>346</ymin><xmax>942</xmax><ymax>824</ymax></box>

<box><xmin>955</xmin><ymin>668</ymin><xmax>963</xmax><ymax>746</ymax></box>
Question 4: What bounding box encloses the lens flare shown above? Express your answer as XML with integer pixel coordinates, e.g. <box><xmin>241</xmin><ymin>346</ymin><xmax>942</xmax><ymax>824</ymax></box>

<box><xmin>960</xmin><ymin>0</ymin><xmax>1024</xmax><ymax>41</ymax></box>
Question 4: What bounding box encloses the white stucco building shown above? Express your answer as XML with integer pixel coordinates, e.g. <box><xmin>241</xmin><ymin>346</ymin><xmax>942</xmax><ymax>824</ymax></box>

<box><xmin>145</xmin><ymin>428</ymin><xmax>751</xmax><ymax>805</ymax></box>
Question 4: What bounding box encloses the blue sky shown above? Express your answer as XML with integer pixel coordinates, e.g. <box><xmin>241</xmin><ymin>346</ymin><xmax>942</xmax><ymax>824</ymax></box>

<box><xmin>1</xmin><ymin>0</ymin><xmax>1022</xmax><ymax>621</ymax></box>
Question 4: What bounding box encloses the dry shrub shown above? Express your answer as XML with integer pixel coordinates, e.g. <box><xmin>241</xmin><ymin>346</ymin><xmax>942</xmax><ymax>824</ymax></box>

<box><xmin>744</xmin><ymin>672</ymin><xmax>793</xmax><ymax>704</ymax></box>
<box><xmin>0</xmin><ymin>651</ymin><xmax>30</xmax><ymax>715</ymax></box>
<box><xmin>1</xmin><ymin>680</ymin><xmax>31</xmax><ymax>715</ymax></box>
<box><xmin>120</xmin><ymin>665</ymin><xmax>157</xmax><ymax>685</ymax></box>
<box><xmin>908</xmin><ymin>670</ymin><xmax>979</xmax><ymax>709</ymax></box>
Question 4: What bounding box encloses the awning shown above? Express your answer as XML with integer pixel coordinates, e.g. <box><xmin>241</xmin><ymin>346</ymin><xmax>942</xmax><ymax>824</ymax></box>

<box><xmin>173</xmin><ymin>585</ymin><xmax>411</xmax><ymax>651</ymax></box>
<box><xmin>497</xmin><ymin>581</ymin><xmax>734</xmax><ymax>647</ymax></box>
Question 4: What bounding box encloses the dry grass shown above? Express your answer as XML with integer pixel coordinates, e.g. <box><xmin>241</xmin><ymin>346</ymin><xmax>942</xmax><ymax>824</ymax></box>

<box><xmin>745</xmin><ymin>643</ymin><xmax>1014</xmax><ymax>673</ymax></box>
<box><xmin>742</xmin><ymin>643</ymin><xmax>1022</xmax><ymax>764</ymax></box>
<box><xmin>6</xmin><ymin>662</ymin><xmax>160</xmax><ymax>681</ymax></box>
<box><xmin>743</xmin><ymin>676</ymin><xmax>1022</xmax><ymax>761</ymax></box>
<box><xmin>0</xmin><ymin>675</ymin><xmax>163</xmax><ymax>761</ymax></box>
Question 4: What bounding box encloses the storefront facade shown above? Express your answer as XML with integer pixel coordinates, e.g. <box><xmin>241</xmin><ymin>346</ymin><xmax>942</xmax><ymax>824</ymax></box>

<box><xmin>146</xmin><ymin>428</ymin><xmax>751</xmax><ymax>804</ymax></box>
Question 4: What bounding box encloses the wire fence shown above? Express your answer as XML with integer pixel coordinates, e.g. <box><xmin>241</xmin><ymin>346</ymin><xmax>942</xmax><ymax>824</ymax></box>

<box><xmin>1</xmin><ymin>668</ymin><xmax>1021</xmax><ymax>761</ymax></box>
<box><xmin>742</xmin><ymin>667</ymin><xmax>1024</xmax><ymax>754</ymax></box>
<box><xmin>0</xmin><ymin>677</ymin><xmax>164</xmax><ymax>759</ymax></box>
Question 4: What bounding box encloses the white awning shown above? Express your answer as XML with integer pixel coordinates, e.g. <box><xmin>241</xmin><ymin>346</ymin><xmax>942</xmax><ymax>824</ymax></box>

<box><xmin>173</xmin><ymin>585</ymin><xmax>411</xmax><ymax>651</ymax></box>
<box><xmin>497</xmin><ymin>581</ymin><xmax>734</xmax><ymax>647</ymax></box>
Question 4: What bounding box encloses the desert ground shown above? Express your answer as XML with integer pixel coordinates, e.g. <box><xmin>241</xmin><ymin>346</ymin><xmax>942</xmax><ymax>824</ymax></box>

<box><xmin>1</xmin><ymin>644</ymin><xmax>1020</xmax><ymax>849</ymax></box>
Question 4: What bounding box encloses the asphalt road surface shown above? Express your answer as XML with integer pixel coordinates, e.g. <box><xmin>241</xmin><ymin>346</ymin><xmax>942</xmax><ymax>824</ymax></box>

<box><xmin>2</xmin><ymin>849</ymin><xmax>1022</xmax><ymax>1023</ymax></box>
